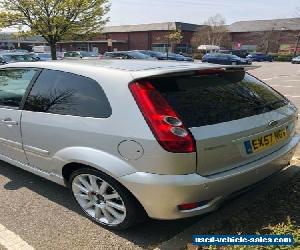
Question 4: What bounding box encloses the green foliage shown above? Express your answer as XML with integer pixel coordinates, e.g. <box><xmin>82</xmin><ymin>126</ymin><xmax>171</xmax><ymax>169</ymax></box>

<box><xmin>0</xmin><ymin>0</ymin><xmax>110</xmax><ymax>59</ymax></box>
<box><xmin>192</xmin><ymin>52</ymin><xmax>204</xmax><ymax>60</ymax></box>
<box><xmin>167</xmin><ymin>29</ymin><xmax>183</xmax><ymax>44</ymax></box>
<box><xmin>270</xmin><ymin>54</ymin><xmax>294</xmax><ymax>62</ymax></box>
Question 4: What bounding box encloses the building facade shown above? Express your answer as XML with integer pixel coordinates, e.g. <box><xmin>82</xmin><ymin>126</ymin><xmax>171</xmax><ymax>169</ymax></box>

<box><xmin>0</xmin><ymin>33</ymin><xmax>46</xmax><ymax>50</ymax></box>
<box><xmin>229</xmin><ymin>18</ymin><xmax>300</xmax><ymax>54</ymax></box>
<box><xmin>56</xmin><ymin>22</ymin><xmax>201</xmax><ymax>54</ymax></box>
<box><xmin>0</xmin><ymin>18</ymin><xmax>299</xmax><ymax>54</ymax></box>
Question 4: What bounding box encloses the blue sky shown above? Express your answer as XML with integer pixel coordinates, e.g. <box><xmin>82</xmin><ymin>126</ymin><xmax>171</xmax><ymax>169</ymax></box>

<box><xmin>108</xmin><ymin>0</ymin><xmax>299</xmax><ymax>25</ymax></box>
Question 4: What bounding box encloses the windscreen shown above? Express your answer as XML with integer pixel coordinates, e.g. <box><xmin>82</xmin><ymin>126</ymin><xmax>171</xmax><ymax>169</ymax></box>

<box><xmin>151</xmin><ymin>71</ymin><xmax>288</xmax><ymax>128</ymax></box>
<box><xmin>2</xmin><ymin>54</ymin><xmax>36</xmax><ymax>62</ymax></box>
<box><xmin>127</xmin><ymin>51</ymin><xmax>151</xmax><ymax>59</ymax></box>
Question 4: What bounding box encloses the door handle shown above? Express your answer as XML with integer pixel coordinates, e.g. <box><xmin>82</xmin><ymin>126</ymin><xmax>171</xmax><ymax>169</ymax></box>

<box><xmin>1</xmin><ymin>118</ymin><xmax>18</xmax><ymax>126</ymax></box>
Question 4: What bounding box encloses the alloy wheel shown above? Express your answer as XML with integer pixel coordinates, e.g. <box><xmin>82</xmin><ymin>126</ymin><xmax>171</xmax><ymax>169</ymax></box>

<box><xmin>72</xmin><ymin>174</ymin><xmax>127</xmax><ymax>226</ymax></box>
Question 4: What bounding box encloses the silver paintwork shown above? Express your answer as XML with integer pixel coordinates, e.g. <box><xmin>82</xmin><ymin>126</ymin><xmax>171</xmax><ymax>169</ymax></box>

<box><xmin>0</xmin><ymin>60</ymin><xmax>298</xmax><ymax>220</ymax></box>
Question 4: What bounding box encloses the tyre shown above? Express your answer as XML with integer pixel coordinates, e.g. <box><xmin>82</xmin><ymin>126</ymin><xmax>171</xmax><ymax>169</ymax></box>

<box><xmin>69</xmin><ymin>168</ymin><xmax>146</xmax><ymax>230</ymax></box>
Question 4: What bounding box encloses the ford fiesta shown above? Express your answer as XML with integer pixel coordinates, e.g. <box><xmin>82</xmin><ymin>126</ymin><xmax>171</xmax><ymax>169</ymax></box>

<box><xmin>0</xmin><ymin>60</ymin><xmax>298</xmax><ymax>230</ymax></box>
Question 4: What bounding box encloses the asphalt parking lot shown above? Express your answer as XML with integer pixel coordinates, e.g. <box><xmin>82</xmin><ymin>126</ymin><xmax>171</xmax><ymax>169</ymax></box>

<box><xmin>0</xmin><ymin>62</ymin><xmax>299</xmax><ymax>250</ymax></box>
<box><xmin>251</xmin><ymin>62</ymin><xmax>300</xmax><ymax>157</ymax></box>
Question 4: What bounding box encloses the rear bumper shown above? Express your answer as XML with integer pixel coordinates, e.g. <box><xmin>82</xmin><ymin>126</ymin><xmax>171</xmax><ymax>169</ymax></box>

<box><xmin>119</xmin><ymin>134</ymin><xmax>300</xmax><ymax>220</ymax></box>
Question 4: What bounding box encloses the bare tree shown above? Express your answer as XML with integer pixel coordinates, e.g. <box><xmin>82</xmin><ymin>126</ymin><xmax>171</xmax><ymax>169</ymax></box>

<box><xmin>257</xmin><ymin>28</ymin><xmax>279</xmax><ymax>53</ymax></box>
<box><xmin>191</xmin><ymin>14</ymin><xmax>231</xmax><ymax>49</ymax></box>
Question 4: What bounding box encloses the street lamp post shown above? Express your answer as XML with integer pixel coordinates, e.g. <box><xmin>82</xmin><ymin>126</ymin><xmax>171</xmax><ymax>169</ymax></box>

<box><xmin>166</xmin><ymin>23</ymin><xmax>170</xmax><ymax>60</ymax></box>
<box><xmin>294</xmin><ymin>33</ymin><xmax>300</xmax><ymax>57</ymax></box>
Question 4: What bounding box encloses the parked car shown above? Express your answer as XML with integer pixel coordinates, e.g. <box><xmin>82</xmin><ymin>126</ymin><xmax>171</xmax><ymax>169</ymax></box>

<box><xmin>104</xmin><ymin>51</ymin><xmax>153</xmax><ymax>60</ymax></box>
<box><xmin>246</xmin><ymin>53</ymin><xmax>273</xmax><ymax>62</ymax></box>
<box><xmin>136</xmin><ymin>50</ymin><xmax>168</xmax><ymax>60</ymax></box>
<box><xmin>32</xmin><ymin>53</ymin><xmax>52</xmax><ymax>61</ymax></box>
<box><xmin>64</xmin><ymin>51</ymin><xmax>100</xmax><ymax>60</ymax></box>
<box><xmin>3</xmin><ymin>49</ymin><xmax>30</xmax><ymax>54</ymax></box>
<box><xmin>220</xmin><ymin>49</ymin><xmax>249</xmax><ymax>58</ymax></box>
<box><xmin>291</xmin><ymin>56</ymin><xmax>300</xmax><ymax>64</ymax></box>
<box><xmin>0</xmin><ymin>52</ymin><xmax>39</xmax><ymax>64</ymax></box>
<box><xmin>202</xmin><ymin>53</ymin><xmax>252</xmax><ymax>65</ymax></box>
<box><xmin>164</xmin><ymin>52</ymin><xmax>194</xmax><ymax>62</ymax></box>
<box><xmin>0</xmin><ymin>60</ymin><xmax>298</xmax><ymax>230</ymax></box>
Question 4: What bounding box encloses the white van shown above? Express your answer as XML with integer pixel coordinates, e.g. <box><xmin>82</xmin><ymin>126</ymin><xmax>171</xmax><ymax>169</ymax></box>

<box><xmin>32</xmin><ymin>45</ymin><xmax>51</xmax><ymax>53</ymax></box>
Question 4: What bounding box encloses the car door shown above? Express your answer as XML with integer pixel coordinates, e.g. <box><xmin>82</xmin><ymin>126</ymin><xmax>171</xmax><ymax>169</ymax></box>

<box><xmin>0</xmin><ymin>68</ymin><xmax>39</xmax><ymax>164</ymax></box>
<box><xmin>207</xmin><ymin>55</ymin><xmax>215</xmax><ymax>63</ymax></box>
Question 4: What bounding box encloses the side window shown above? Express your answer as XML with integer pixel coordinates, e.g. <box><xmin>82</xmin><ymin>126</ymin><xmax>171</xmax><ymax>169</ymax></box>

<box><xmin>0</xmin><ymin>69</ymin><xmax>37</xmax><ymax>108</ymax></box>
<box><xmin>24</xmin><ymin>69</ymin><xmax>112</xmax><ymax>118</ymax></box>
<box><xmin>64</xmin><ymin>52</ymin><xmax>73</xmax><ymax>57</ymax></box>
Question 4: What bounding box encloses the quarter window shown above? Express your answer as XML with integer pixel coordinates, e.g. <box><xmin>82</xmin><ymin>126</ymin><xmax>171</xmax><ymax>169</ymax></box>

<box><xmin>0</xmin><ymin>69</ymin><xmax>37</xmax><ymax>108</ymax></box>
<box><xmin>24</xmin><ymin>69</ymin><xmax>112</xmax><ymax>118</ymax></box>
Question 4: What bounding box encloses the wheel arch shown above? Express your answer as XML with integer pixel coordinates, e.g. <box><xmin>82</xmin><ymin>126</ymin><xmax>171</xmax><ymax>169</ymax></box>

<box><xmin>54</xmin><ymin>146</ymin><xmax>137</xmax><ymax>180</ymax></box>
<box><xmin>62</xmin><ymin>162</ymin><xmax>148</xmax><ymax>219</ymax></box>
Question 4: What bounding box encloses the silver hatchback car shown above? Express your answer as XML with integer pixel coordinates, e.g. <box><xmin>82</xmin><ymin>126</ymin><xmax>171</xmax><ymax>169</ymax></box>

<box><xmin>0</xmin><ymin>60</ymin><xmax>298</xmax><ymax>230</ymax></box>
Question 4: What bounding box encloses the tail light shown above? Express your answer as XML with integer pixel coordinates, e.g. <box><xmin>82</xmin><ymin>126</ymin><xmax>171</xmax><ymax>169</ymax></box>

<box><xmin>129</xmin><ymin>80</ymin><xmax>196</xmax><ymax>153</ymax></box>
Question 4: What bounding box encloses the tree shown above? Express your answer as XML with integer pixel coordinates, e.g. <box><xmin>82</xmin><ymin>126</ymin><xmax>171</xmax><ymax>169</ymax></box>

<box><xmin>166</xmin><ymin>29</ymin><xmax>183</xmax><ymax>53</ymax></box>
<box><xmin>0</xmin><ymin>0</ymin><xmax>110</xmax><ymax>59</ymax></box>
<box><xmin>191</xmin><ymin>14</ymin><xmax>231</xmax><ymax>49</ymax></box>
<box><xmin>257</xmin><ymin>28</ymin><xmax>279</xmax><ymax>54</ymax></box>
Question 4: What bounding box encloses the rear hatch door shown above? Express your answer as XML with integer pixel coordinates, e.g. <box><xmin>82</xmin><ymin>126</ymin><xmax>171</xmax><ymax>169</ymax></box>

<box><xmin>148</xmin><ymin>69</ymin><xmax>297</xmax><ymax>176</ymax></box>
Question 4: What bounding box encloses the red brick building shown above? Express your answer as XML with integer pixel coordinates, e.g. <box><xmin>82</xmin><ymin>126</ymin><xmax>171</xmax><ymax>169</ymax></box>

<box><xmin>229</xmin><ymin>18</ymin><xmax>300</xmax><ymax>53</ymax></box>
<box><xmin>57</xmin><ymin>22</ymin><xmax>202</xmax><ymax>54</ymax></box>
<box><xmin>56</xmin><ymin>18</ymin><xmax>300</xmax><ymax>54</ymax></box>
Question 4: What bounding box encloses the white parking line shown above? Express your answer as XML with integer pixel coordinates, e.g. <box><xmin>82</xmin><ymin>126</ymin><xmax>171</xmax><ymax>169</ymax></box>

<box><xmin>284</xmin><ymin>80</ymin><xmax>299</xmax><ymax>82</ymax></box>
<box><xmin>285</xmin><ymin>95</ymin><xmax>300</xmax><ymax>98</ymax></box>
<box><xmin>271</xmin><ymin>85</ymin><xmax>295</xmax><ymax>88</ymax></box>
<box><xmin>0</xmin><ymin>224</ymin><xmax>34</xmax><ymax>250</ymax></box>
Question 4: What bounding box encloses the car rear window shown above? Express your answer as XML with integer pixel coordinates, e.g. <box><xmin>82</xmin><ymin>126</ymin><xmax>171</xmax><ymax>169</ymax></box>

<box><xmin>150</xmin><ymin>71</ymin><xmax>289</xmax><ymax>127</ymax></box>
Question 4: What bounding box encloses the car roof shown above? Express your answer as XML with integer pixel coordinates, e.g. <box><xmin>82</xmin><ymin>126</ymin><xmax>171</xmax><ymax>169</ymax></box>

<box><xmin>206</xmin><ymin>53</ymin><xmax>228</xmax><ymax>56</ymax></box>
<box><xmin>0</xmin><ymin>60</ymin><xmax>258</xmax><ymax>80</ymax></box>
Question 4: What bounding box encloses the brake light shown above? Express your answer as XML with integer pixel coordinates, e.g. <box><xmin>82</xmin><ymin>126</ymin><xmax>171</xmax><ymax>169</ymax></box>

<box><xmin>129</xmin><ymin>80</ymin><xmax>196</xmax><ymax>153</ymax></box>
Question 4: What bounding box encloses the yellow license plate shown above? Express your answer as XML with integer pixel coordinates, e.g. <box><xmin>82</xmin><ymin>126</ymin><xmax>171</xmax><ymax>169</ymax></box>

<box><xmin>244</xmin><ymin>127</ymin><xmax>288</xmax><ymax>154</ymax></box>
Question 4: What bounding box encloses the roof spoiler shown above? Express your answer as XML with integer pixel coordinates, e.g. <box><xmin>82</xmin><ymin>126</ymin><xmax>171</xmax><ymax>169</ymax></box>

<box><xmin>198</xmin><ymin>64</ymin><xmax>260</xmax><ymax>71</ymax></box>
<box><xmin>131</xmin><ymin>64</ymin><xmax>260</xmax><ymax>80</ymax></box>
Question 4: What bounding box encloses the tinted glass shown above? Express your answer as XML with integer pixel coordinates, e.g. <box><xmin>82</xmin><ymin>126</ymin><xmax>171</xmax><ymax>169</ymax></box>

<box><xmin>80</xmin><ymin>51</ymin><xmax>98</xmax><ymax>57</ymax></box>
<box><xmin>151</xmin><ymin>72</ymin><xmax>288</xmax><ymax>127</ymax></box>
<box><xmin>24</xmin><ymin>70</ymin><xmax>112</xmax><ymax>118</ymax></box>
<box><xmin>0</xmin><ymin>69</ymin><xmax>37</xmax><ymax>107</ymax></box>
<box><xmin>126</xmin><ymin>51</ymin><xmax>151</xmax><ymax>59</ymax></box>
<box><xmin>230</xmin><ymin>55</ymin><xmax>240</xmax><ymax>59</ymax></box>
<box><xmin>105</xmin><ymin>53</ymin><xmax>120</xmax><ymax>58</ymax></box>
<box><xmin>64</xmin><ymin>52</ymin><xmax>78</xmax><ymax>57</ymax></box>
<box><xmin>38</xmin><ymin>53</ymin><xmax>51</xmax><ymax>59</ymax></box>
<box><xmin>2</xmin><ymin>54</ymin><xmax>36</xmax><ymax>62</ymax></box>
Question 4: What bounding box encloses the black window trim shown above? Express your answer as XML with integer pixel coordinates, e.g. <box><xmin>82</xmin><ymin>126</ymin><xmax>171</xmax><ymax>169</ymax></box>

<box><xmin>0</xmin><ymin>67</ymin><xmax>42</xmax><ymax>110</ymax></box>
